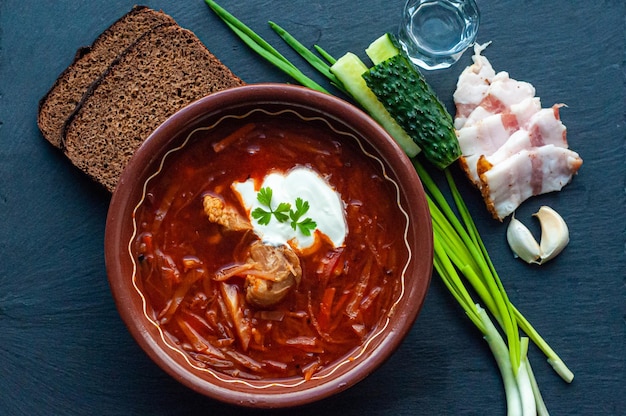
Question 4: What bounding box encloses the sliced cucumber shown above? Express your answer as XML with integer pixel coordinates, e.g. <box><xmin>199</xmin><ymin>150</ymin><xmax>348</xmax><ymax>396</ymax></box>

<box><xmin>330</xmin><ymin>53</ymin><xmax>421</xmax><ymax>157</ymax></box>
<box><xmin>365</xmin><ymin>33</ymin><xmax>402</xmax><ymax>65</ymax></box>
<box><xmin>363</xmin><ymin>42</ymin><xmax>461</xmax><ymax>169</ymax></box>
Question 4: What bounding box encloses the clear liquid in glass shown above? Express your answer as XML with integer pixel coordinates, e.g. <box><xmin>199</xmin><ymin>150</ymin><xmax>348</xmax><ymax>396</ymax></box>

<box><xmin>398</xmin><ymin>0</ymin><xmax>480</xmax><ymax>70</ymax></box>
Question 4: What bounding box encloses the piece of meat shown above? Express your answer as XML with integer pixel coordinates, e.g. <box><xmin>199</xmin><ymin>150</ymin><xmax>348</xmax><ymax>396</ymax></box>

<box><xmin>527</xmin><ymin>104</ymin><xmax>567</xmax><ymax>147</ymax></box>
<box><xmin>457</xmin><ymin>112</ymin><xmax>518</xmax><ymax>158</ymax></box>
<box><xmin>243</xmin><ymin>241</ymin><xmax>302</xmax><ymax>308</ymax></box>
<box><xmin>453</xmin><ymin>42</ymin><xmax>496</xmax><ymax>129</ymax></box>
<box><xmin>203</xmin><ymin>194</ymin><xmax>252</xmax><ymax>232</ymax></box>
<box><xmin>510</xmin><ymin>97</ymin><xmax>542</xmax><ymax>127</ymax></box>
<box><xmin>203</xmin><ymin>193</ymin><xmax>302</xmax><ymax>308</ymax></box>
<box><xmin>482</xmin><ymin>105</ymin><xmax>567</xmax><ymax>168</ymax></box>
<box><xmin>478</xmin><ymin>146</ymin><xmax>583</xmax><ymax>220</ymax></box>
<box><xmin>458</xmin><ymin>112</ymin><xmax>520</xmax><ymax>185</ymax></box>
<box><xmin>454</xmin><ymin>45</ymin><xmax>582</xmax><ymax>220</ymax></box>
<box><xmin>457</xmin><ymin>98</ymin><xmax>542</xmax><ymax>185</ymax></box>
<box><xmin>463</xmin><ymin>72</ymin><xmax>536</xmax><ymax>128</ymax></box>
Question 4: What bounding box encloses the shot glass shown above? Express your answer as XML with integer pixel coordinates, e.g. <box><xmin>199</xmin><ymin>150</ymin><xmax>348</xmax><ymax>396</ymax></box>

<box><xmin>398</xmin><ymin>0</ymin><xmax>480</xmax><ymax>70</ymax></box>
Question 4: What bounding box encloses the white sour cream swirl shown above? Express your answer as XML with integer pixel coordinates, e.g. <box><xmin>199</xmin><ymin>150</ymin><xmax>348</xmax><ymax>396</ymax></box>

<box><xmin>232</xmin><ymin>167</ymin><xmax>347</xmax><ymax>250</ymax></box>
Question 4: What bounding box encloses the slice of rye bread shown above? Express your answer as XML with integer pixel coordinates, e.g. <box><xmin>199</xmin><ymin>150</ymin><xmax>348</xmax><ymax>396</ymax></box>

<box><xmin>38</xmin><ymin>6</ymin><xmax>177</xmax><ymax>148</ymax></box>
<box><xmin>63</xmin><ymin>23</ymin><xmax>245</xmax><ymax>193</ymax></box>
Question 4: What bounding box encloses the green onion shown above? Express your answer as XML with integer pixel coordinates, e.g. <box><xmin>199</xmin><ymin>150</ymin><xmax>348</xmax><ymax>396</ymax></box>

<box><xmin>205</xmin><ymin>0</ymin><xmax>329</xmax><ymax>93</ymax></box>
<box><xmin>415</xmin><ymin>161</ymin><xmax>518</xmax><ymax>366</ymax></box>
<box><xmin>314</xmin><ymin>44</ymin><xmax>338</xmax><ymax>65</ymax></box>
<box><xmin>524</xmin><ymin>352</ymin><xmax>550</xmax><ymax>416</ymax></box>
<box><xmin>478</xmin><ymin>305</ymin><xmax>523</xmax><ymax>415</ymax></box>
<box><xmin>269</xmin><ymin>21</ymin><xmax>344</xmax><ymax>90</ymax></box>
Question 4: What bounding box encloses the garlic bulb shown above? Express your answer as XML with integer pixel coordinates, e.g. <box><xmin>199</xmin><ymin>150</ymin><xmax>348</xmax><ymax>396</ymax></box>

<box><xmin>506</xmin><ymin>206</ymin><xmax>569</xmax><ymax>265</ymax></box>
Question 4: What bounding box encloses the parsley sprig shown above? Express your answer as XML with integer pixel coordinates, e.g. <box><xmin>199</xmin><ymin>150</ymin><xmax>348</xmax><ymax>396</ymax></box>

<box><xmin>289</xmin><ymin>197</ymin><xmax>317</xmax><ymax>235</ymax></box>
<box><xmin>251</xmin><ymin>187</ymin><xmax>291</xmax><ymax>225</ymax></box>
<box><xmin>251</xmin><ymin>187</ymin><xmax>318</xmax><ymax>236</ymax></box>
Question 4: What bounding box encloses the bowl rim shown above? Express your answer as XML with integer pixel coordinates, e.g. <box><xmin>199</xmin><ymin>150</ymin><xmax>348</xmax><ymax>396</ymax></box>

<box><xmin>105</xmin><ymin>83</ymin><xmax>433</xmax><ymax>408</ymax></box>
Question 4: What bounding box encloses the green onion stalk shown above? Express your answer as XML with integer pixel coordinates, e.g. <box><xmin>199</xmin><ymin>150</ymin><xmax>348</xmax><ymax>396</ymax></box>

<box><xmin>204</xmin><ymin>1</ymin><xmax>574</xmax><ymax>413</ymax></box>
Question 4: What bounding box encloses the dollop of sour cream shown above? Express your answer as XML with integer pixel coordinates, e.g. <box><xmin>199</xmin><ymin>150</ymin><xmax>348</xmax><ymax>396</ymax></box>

<box><xmin>232</xmin><ymin>167</ymin><xmax>347</xmax><ymax>250</ymax></box>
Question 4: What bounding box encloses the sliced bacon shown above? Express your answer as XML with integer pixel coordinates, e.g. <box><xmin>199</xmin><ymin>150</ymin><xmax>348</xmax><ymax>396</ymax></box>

<box><xmin>509</xmin><ymin>97</ymin><xmax>541</xmax><ymax>127</ymax></box>
<box><xmin>527</xmin><ymin>104</ymin><xmax>567</xmax><ymax>147</ymax></box>
<box><xmin>453</xmin><ymin>42</ymin><xmax>496</xmax><ymax>128</ymax></box>
<box><xmin>463</xmin><ymin>73</ymin><xmax>536</xmax><ymax>128</ymax></box>
<box><xmin>480</xmin><ymin>94</ymin><xmax>509</xmax><ymax>114</ymax></box>
<box><xmin>479</xmin><ymin>146</ymin><xmax>582</xmax><ymax>220</ymax></box>
<box><xmin>453</xmin><ymin>45</ymin><xmax>582</xmax><ymax>220</ymax></box>
<box><xmin>457</xmin><ymin>110</ymin><xmax>528</xmax><ymax>185</ymax></box>
<box><xmin>458</xmin><ymin>113</ymin><xmax>516</xmax><ymax>157</ymax></box>
<box><xmin>482</xmin><ymin>107</ymin><xmax>568</xmax><ymax>169</ymax></box>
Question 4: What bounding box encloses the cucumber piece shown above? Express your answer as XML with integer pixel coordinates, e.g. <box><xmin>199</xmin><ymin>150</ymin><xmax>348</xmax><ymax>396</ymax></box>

<box><xmin>363</xmin><ymin>53</ymin><xmax>461</xmax><ymax>169</ymax></box>
<box><xmin>330</xmin><ymin>53</ymin><xmax>421</xmax><ymax>157</ymax></box>
<box><xmin>365</xmin><ymin>33</ymin><xmax>402</xmax><ymax>65</ymax></box>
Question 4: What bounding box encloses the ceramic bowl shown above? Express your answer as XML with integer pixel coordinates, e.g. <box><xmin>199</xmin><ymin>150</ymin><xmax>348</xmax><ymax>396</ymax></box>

<box><xmin>105</xmin><ymin>84</ymin><xmax>432</xmax><ymax>408</ymax></box>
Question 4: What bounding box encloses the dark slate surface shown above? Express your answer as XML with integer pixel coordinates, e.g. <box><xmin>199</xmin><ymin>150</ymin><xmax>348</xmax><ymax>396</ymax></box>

<box><xmin>0</xmin><ymin>1</ymin><xmax>624</xmax><ymax>414</ymax></box>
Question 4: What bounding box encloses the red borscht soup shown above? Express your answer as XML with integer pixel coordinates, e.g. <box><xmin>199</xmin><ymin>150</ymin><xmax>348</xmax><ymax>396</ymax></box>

<box><xmin>131</xmin><ymin>110</ymin><xmax>411</xmax><ymax>382</ymax></box>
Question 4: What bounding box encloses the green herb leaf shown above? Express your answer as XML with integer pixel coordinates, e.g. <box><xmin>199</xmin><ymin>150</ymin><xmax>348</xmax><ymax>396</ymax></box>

<box><xmin>289</xmin><ymin>198</ymin><xmax>308</xmax><ymax>223</ymax></box>
<box><xmin>251</xmin><ymin>207</ymin><xmax>272</xmax><ymax>225</ymax></box>
<box><xmin>295</xmin><ymin>197</ymin><xmax>310</xmax><ymax>216</ymax></box>
<box><xmin>289</xmin><ymin>197</ymin><xmax>316</xmax><ymax>233</ymax></box>
<box><xmin>253</xmin><ymin>187</ymin><xmax>317</xmax><ymax>234</ymax></box>
<box><xmin>253</xmin><ymin>187</ymin><xmax>293</xmax><ymax>225</ymax></box>
<box><xmin>297</xmin><ymin>217</ymin><xmax>317</xmax><ymax>236</ymax></box>
<box><xmin>256</xmin><ymin>187</ymin><xmax>273</xmax><ymax>207</ymax></box>
<box><xmin>274</xmin><ymin>202</ymin><xmax>292</xmax><ymax>222</ymax></box>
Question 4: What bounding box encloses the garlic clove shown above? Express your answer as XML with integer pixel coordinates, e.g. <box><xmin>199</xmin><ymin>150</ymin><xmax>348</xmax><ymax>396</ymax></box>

<box><xmin>534</xmin><ymin>206</ymin><xmax>569</xmax><ymax>264</ymax></box>
<box><xmin>506</xmin><ymin>214</ymin><xmax>541</xmax><ymax>264</ymax></box>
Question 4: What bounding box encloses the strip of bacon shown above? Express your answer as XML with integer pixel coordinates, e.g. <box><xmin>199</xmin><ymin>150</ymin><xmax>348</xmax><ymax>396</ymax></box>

<box><xmin>453</xmin><ymin>42</ymin><xmax>496</xmax><ymax>129</ymax></box>
<box><xmin>482</xmin><ymin>106</ymin><xmax>568</xmax><ymax>169</ymax></box>
<box><xmin>479</xmin><ymin>146</ymin><xmax>583</xmax><ymax>220</ymax></box>
<box><xmin>457</xmin><ymin>97</ymin><xmax>542</xmax><ymax>185</ymax></box>
<box><xmin>463</xmin><ymin>72</ymin><xmax>536</xmax><ymax>128</ymax></box>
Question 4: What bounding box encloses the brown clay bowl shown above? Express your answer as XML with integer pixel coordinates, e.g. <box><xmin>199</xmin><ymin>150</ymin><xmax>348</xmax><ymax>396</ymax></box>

<box><xmin>105</xmin><ymin>84</ymin><xmax>432</xmax><ymax>408</ymax></box>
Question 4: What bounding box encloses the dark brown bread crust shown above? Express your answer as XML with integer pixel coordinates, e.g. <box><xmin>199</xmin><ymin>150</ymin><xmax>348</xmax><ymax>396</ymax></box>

<box><xmin>63</xmin><ymin>24</ymin><xmax>245</xmax><ymax>193</ymax></box>
<box><xmin>37</xmin><ymin>6</ymin><xmax>177</xmax><ymax>148</ymax></box>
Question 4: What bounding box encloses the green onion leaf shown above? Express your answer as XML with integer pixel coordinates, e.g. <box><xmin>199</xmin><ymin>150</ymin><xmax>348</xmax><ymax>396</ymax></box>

<box><xmin>269</xmin><ymin>21</ymin><xmax>346</xmax><ymax>93</ymax></box>
<box><xmin>205</xmin><ymin>0</ymin><xmax>329</xmax><ymax>93</ymax></box>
